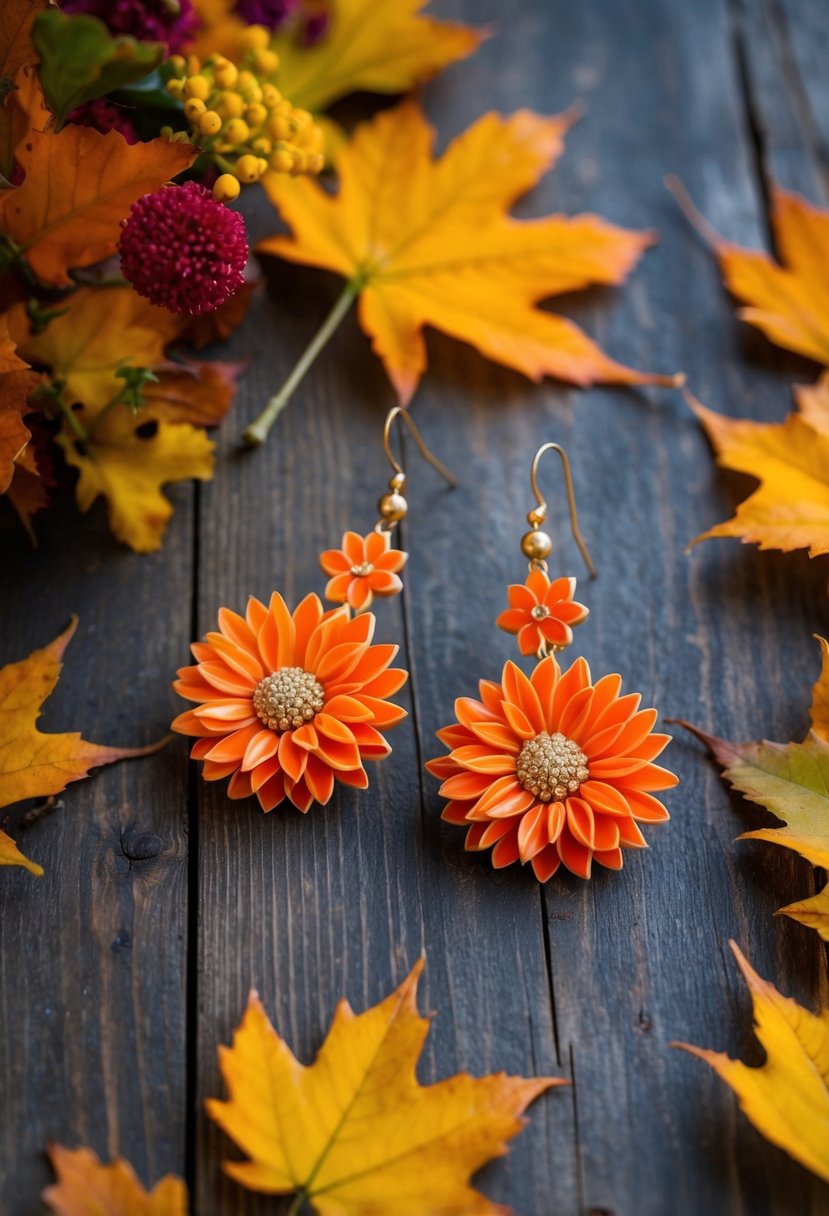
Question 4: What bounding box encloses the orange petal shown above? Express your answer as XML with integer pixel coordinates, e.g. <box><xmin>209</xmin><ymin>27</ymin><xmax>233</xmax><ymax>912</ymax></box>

<box><xmin>172</xmin><ymin>708</ymin><xmax>208</xmax><ymax>736</ymax></box>
<box><xmin>324</xmin><ymin>694</ymin><xmax>374</xmax><ymax>722</ymax></box>
<box><xmin>367</xmin><ymin>570</ymin><xmax>403</xmax><ymax>597</ymax></box>
<box><xmin>374</xmin><ymin>547</ymin><xmax>407</xmax><ymax>573</ymax></box>
<box><xmin>618</xmin><ymin>817</ymin><xmax>649</xmax><ymax>848</ymax></box>
<box><xmin>539</xmin><ymin>617</ymin><xmax>572</xmax><ymax>647</ymax></box>
<box><xmin>348</xmin><ymin>577</ymin><xmax>373</xmax><ymax>613</ymax></box>
<box><xmin>557</xmin><ymin>827</ymin><xmax>592</xmax><ymax>879</ymax></box>
<box><xmin>352</xmin><ymin>696</ymin><xmax>407</xmax><ymax>728</ymax></box>
<box><xmin>592</xmin><ymin>816</ymin><xmax>621</xmax><ymax>851</ymax></box>
<box><xmin>425</xmin><ymin>755</ymin><xmax>457</xmax><ymax>779</ymax></box>
<box><xmin>251</xmin><ymin>756</ymin><xmax>281</xmax><ymax>792</ymax></box>
<box><xmin>618</xmin><ymin>763</ymin><xmax>679</xmax><ymax>792</ymax></box>
<box><xmin>304</xmin><ymin>754</ymin><xmax>335</xmax><ymax>804</ymax></box>
<box><xmin>557</xmin><ymin>684</ymin><xmax>594</xmax><ymax>738</ymax></box>
<box><xmin>491</xmin><ymin>830</ymin><xmax>520</xmax><ymax>869</ymax></box>
<box><xmin>206</xmin><ymin>634</ymin><xmax>264</xmax><ymax>682</ymax></box>
<box><xmin>351</xmin><ymin>723</ymin><xmax>391</xmax><ymax>759</ymax></box>
<box><xmin>518</xmin><ymin>622</ymin><xmax>542</xmax><ymax>655</ymax></box>
<box><xmin>346</xmin><ymin>643</ymin><xmax>399</xmax><ymax>686</ymax></box>
<box><xmin>526</xmin><ymin>567</ymin><xmax>549</xmax><ymax>600</ymax></box>
<box><xmin>496</xmin><ymin>608</ymin><xmax>528</xmax><ymax>635</ymax></box>
<box><xmin>545</xmin><ymin>575</ymin><xmax>576</xmax><ymax>604</ymax></box>
<box><xmin>594</xmin><ymin>708</ymin><xmax>658</xmax><ymax>758</ymax></box>
<box><xmin>245</xmin><ymin>595</ymin><xmax>268</xmax><ymax>635</ymax></box>
<box><xmin>334</xmin><ymin>765</ymin><xmax>369</xmax><ymax>789</ymax></box>
<box><xmin>443</xmin><ymin>800</ymin><xmax>472</xmax><ymax>825</ymax></box>
<box><xmin>626</xmin><ymin>790</ymin><xmax>671</xmax><ymax>822</ymax></box>
<box><xmin>257</xmin><ymin>592</ymin><xmax>296</xmax><ymax>671</ymax></box>
<box><xmin>241</xmin><ymin>728</ymin><xmax>279</xmax><ymax>772</ymax></box>
<box><xmin>530</xmin><ymin>656</ymin><xmax>559</xmax><ymax>718</ymax></box>
<box><xmin>593</xmin><ymin>846</ymin><xmax>624</xmax><ymax>871</ymax></box>
<box><xmin>293</xmin><ymin>592</ymin><xmax>325</xmax><ymax>664</ymax></box>
<box><xmin>449</xmin><ymin>744</ymin><xmax>516</xmax><ymax>775</ymax></box>
<box><xmin>218</xmin><ymin>606</ymin><xmax>258</xmax><ymax>654</ymax></box>
<box><xmin>553</xmin><ymin>599</ymin><xmax>589</xmax><ymax>624</ymax></box>
<box><xmin>358</xmin><ymin>667</ymin><xmax>408</xmax><ymax>699</ymax></box>
<box><xmin>324</xmin><ymin>572</ymin><xmax>352</xmax><ymax>602</ymax></box>
<box><xmin>552</xmin><ymin>656</ymin><xmax>591</xmax><ymax>722</ymax></box>
<box><xmin>315</xmin><ymin>639</ymin><xmax>367</xmax><ymax>685</ymax></box>
<box><xmin>579</xmin><ymin>779</ymin><xmax>632</xmax><ymax>818</ymax></box>
<box><xmin>502</xmin><ymin>661</ymin><xmax>544</xmax><ymax>733</ymax></box>
<box><xmin>292</xmin><ymin>722</ymin><xmax>318</xmax><ymax>750</ymax></box>
<box><xmin>278</xmin><ymin>730</ymin><xmax>308</xmax><ymax>782</ymax></box>
<box><xmin>436</xmin><ymin>724</ymin><xmax>477</xmax><ymax>749</ymax></box>
<box><xmin>227</xmin><ymin>769</ymin><xmax>253</xmax><ymax>800</ymax></box>
<box><xmin>320</xmin><ymin>548</ymin><xmax>351</xmax><ymax>575</ymax></box>
<box><xmin>315</xmin><ymin>713</ymin><xmax>356</xmax><ymax>745</ymax></box>
<box><xmin>501</xmin><ymin>699</ymin><xmax>535</xmax><ymax>740</ymax></box>
<box><xmin>286</xmin><ymin>775</ymin><xmax>314</xmax><ymax>813</ymax></box>
<box><xmin>365</xmin><ymin>529</ymin><xmax>391</xmax><ymax>562</ymax></box>
<box><xmin>566</xmin><ymin>797</ymin><xmax>595</xmax><ymax>850</ymax></box>
<box><xmin>342</xmin><ymin>530</ymin><xmax>366</xmax><ymax>563</ymax></box>
<box><xmin>589</xmin><ymin>671</ymin><xmax>623</xmax><ymax>720</ymax></box>
<box><xmin>196</xmin><ymin>699</ymin><xmax>257</xmax><ymax>725</ymax></box>
<box><xmin>479</xmin><ymin>818</ymin><xmax>517</xmax><ymax>848</ymax></box>
<box><xmin>314</xmin><ymin>735</ymin><xmax>361</xmax><ymax>772</ymax></box>
<box><xmin>531</xmin><ymin>845</ymin><xmax>561</xmax><ymax>882</ymax></box>
<box><xmin>507</xmin><ymin>583</ymin><xmax>536</xmax><ymax>611</ymax></box>
<box><xmin>205</xmin><ymin>723</ymin><xmax>261</xmax><ymax>762</ymax></box>
<box><xmin>547</xmin><ymin>800</ymin><xmax>566</xmax><ymax>842</ymax></box>
<box><xmin>256</xmin><ymin>770</ymin><xmax>285</xmax><ymax>812</ymax></box>
<box><xmin>517</xmin><ymin>804</ymin><xmax>547</xmax><ymax>861</ymax></box>
<box><xmin>202</xmin><ymin>759</ymin><xmax>239</xmax><ymax>781</ymax></box>
<box><xmin>465</xmin><ymin>720</ymin><xmax>520</xmax><ymax>753</ymax></box>
<box><xmin>439</xmin><ymin>771</ymin><xmax>492</xmax><ymax>800</ymax></box>
<box><xmin>198</xmin><ymin>661</ymin><xmax>256</xmax><ymax>696</ymax></box>
<box><xmin>464</xmin><ymin>823</ymin><xmax>487</xmax><ymax>850</ymax></box>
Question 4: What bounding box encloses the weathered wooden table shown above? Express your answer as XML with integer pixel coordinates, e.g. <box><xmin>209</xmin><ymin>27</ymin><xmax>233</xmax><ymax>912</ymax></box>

<box><xmin>3</xmin><ymin>1</ymin><xmax>829</xmax><ymax>1213</ymax></box>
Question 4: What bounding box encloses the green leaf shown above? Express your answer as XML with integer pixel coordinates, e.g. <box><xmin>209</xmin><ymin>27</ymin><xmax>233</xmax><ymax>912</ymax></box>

<box><xmin>32</xmin><ymin>10</ymin><xmax>164</xmax><ymax>127</ymax></box>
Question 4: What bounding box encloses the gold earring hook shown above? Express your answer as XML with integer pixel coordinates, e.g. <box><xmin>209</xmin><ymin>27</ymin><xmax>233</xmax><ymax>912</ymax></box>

<box><xmin>382</xmin><ymin>406</ymin><xmax>458</xmax><ymax>487</ymax></box>
<box><xmin>524</xmin><ymin>442</ymin><xmax>596</xmax><ymax>577</ymax></box>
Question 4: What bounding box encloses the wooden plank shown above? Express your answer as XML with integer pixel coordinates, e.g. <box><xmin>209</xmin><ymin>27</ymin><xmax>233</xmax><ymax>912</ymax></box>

<box><xmin>519</xmin><ymin>0</ymin><xmax>829</xmax><ymax>1212</ymax></box>
<box><xmin>0</xmin><ymin>487</ymin><xmax>192</xmax><ymax>1211</ymax></box>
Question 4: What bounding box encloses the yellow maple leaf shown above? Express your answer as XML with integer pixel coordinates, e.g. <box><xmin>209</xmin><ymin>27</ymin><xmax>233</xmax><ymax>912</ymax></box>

<box><xmin>795</xmin><ymin>370</ymin><xmax>829</xmax><ymax>435</ymax></box>
<box><xmin>258</xmin><ymin>102</ymin><xmax>678</xmax><ymax>415</ymax></box>
<box><xmin>192</xmin><ymin>0</ymin><xmax>483</xmax><ymax>111</ymax></box>
<box><xmin>6</xmin><ymin>287</ymin><xmax>183</xmax><ymax>412</ymax></box>
<box><xmin>688</xmin><ymin>390</ymin><xmax>829</xmax><ymax>556</ymax></box>
<box><xmin>0</xmin><ymin>619</ymin><xmax>165</xmax><ymax>873</ymax></box>
<box><xmin>43</xmin><ymin>1144</ymin><xmax>187</xmax><ymax>1215</ymax></box>
<box><xmin>0</xmin><ymin>90</ymin><xmax>196</xmax><ymax>285</ymax></box>
<box><xmin>675</xmin><ymin>941</ymin><xmax>829</xmax><ymax>1184</ymax></box>
<box><xmin>0</xmin><ymin>825</ymin><xmax>42</xmax><ymax>875</ymax></box>
<box><xmin>57</xmin><ymin>409</ymin><xmax>214</xmax><ymax>553</ymax></box>
<box><xmin>206</xmin><ymin>958</ymin><xmax>561</xmax><ymax>1214</ymax></box>
<box><xmin>676</xmin><ymin>635</ymin><xmax>829</xmax><ymax>940</ymax></box>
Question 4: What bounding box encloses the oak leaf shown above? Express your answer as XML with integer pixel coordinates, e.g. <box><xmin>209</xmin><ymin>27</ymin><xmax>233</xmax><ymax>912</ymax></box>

<box><xmin>0</xmin><ymin>619</ymin><xmax>165</xmax><ymax>873</ymax></box>
<box><xmin>57</xmin><ymin>409</ymin><xmax>214</xmax><ymax>553</ymax></box>
<box><xmin>192</xmin><ymin>0</ymin><xmax>483</xmax><ymax>111</ymax></box>
<box><xmin>261</xmin><ymin>102</ymin><xmax>677</xmax><ymax>404</ymax></box>
<box><xmin>675</xmin><ymin>941</ymin><xmax>829</xmax><ymax>1184</ymax></box>
<box><xmin>0</xmin><ymin>117</ymin><xmax>196</xmax><ymax>285</ymax></box>
<box><xmin>43</xmin><ymin>1144</ymin><xmax>187</xmax><ymax>1215</ymax></box>
<box><xmin>206</xmin><ymin>958</ymin><xmax>561</xmax><ymax>1214</ymax></box>
<box><xmin>688</xmin><ymin>389</ymin><xmax>829</xmax><ymax>556</ymax></box>
<box><xmin>677</xmin><ymin>635</ymin><xmax>829</xmax><ymax>940</ymax></box>
<box><xmin>143</xmin><ymin>360</ymin><xmax>244</xmax><ymax>427</ymax></box>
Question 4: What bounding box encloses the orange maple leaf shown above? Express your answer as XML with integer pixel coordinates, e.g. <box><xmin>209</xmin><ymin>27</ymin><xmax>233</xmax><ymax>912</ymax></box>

<box><xmin>43</xmin><ymin>1144</ymin><xmax>187</xmax><ymax>1215</ymax></box>
<box><xmin>259</xmin><ymin>101</ymin><xmax>679</xmax><ymax>407</ymax></box>
<box><xmin>0</xmin><ymin>619</ymin><xmax>166</xmax><ymax>873</ymax></box>
<box><xmin>207</xmin><ymin>958</ymin><xmax>562</xmax><ymax>1213</ymax></box>
<box><xmin>0</xmin><ymin>0</ymin><xmax>44</xmax><ymax>83</ymax></box>
<box><xmin>674</xmin><ymin>941</ymin><xmax>829</xmax><ymax>1185</ymax></box>
<box><xmin>0</xmin><ymin>69</ymin><xmax>196</xmax><ymax>285</ymax></box>
<box><xmin>669</xmin><ymin>177</ymin><xmax>829</xmax><ymax>366</ymax></box>
<box><xmin>687</xmin><ymin>387</ymin><xmax>829</xmax><ymax>556</ymax></box>
<box><xmin>191</xmin><ymin>0</ymin><xmax>484</xmax><ymax>111</ymax></box>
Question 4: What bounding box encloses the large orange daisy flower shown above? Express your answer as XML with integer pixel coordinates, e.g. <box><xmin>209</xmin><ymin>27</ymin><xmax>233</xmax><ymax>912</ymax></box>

<box><xmin>320</xmin><ymin>530</ymin><xmax>407</xmax><ymax>612</ymax></box>
<box><xmin>172</xmin><ymin>592</ymin><xmax>407</xmax><ymax>812</ymax></box>
<box><xmin>426</xmin><ymin>655</ymin><xmax>676</xmax><ymax>881</ymax></box>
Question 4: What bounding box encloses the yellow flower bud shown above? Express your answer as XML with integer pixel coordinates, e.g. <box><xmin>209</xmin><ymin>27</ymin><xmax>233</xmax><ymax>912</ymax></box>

<box><xmin>241</xmin><ymin>24</ymin><xmax>271</xmax><ymax>50</ymax></box>
<box><xmin>224</xmin><ymin>118</ymin><xmax>250</xmax><ymax>145</ymax></box>
<box><xmin>252</xmin><ymin>136</ymin><xmax>272</xmax><ymax>155</ymax></box>
<box><xmin>167</xmin><ymin>55</ymin><xmax>186</xmax><ymax>74</ymax></box>
<box><xmin>261</xmin><ymin>83</ymin><xmax>281</xmax><ymax>108</ymax></box>
<box><xmin>246</xmin><ymin>102</ymin><xmax>267</xmax><ymax>127</ymax></box>
<box><xmin>237</xmin><ymin>70</ymin><xmax>257</xmax><ymax>93</ymax></box>
<box><xmin>268</xmin><ymin>115</ymin><xmax>294</xmax><ymax>142</ymax></box>
<box><xmin>235</xmin><ymin>153</ymin><xmax>262</xmax><ymax>183</ymax></box>
<box><xmin>293</xmin><ymin>109</ymin><xmax>312</xmax><ymax>132</ymax></box>
<box><xmin>184</xmin><ymin>97</ymin><xmax>206</xmax><ymax>120</ymax></box>
<box><xmin>166</xmin><ymin>78</ymin><xmax>185</xmax><ymax>98</ymax></box>
<box><xmin>213</xmin><ymin>173</ymin><xmax>241</xmax><ymax>203</ymax></box>
<box><xmin>220</xmin><ymin>90</ymin><xmax>244</xmax><ymax>118</ymax></box>
<box><xmin>184</xmin><ymin>74</ymin><xmax>209</xmax><ymax>100</ymax></box>
<box><xmin>307</xmin><ymin>152</ymin><xmax>325</xmax><ymax>174</ymax></box>
<box><xmin>215</xmin><ymin>62</ymin><xmax>239</xmax><ymax>88</ymax></box>
<box><xmin>269</xmin><ymin>148</ymin><xmax>295</xmax><ymax>173</ymax></box>
<box><xmin>253</xmin><ymin>48</ymin><xmax>279</xmax><ymax>75</ymax></box>
<box><xmin>199</xmin><ymin>110</ymin><xmax>223</xmax><ymax>136</ymax></box>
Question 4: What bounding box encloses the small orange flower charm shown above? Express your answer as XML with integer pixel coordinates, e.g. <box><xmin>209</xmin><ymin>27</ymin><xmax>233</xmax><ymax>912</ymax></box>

<box><xmin>172</xmin><ymin>592</ymin><xmax>407</xmax><ymax>812</ymax></box>
<box><xmin>320</xmin><ymin>530</ymin><xmax>408</xmax><ymax>613</ymax></box>
<box><xmin>497</xmin><ymin>569</ymin><xmax>588</xmax><ymax>656</ymax></box>
<box><xmin>426</xmin><ymin>655</ymin><xmax>677</xmax><ymax>881</ymax></box>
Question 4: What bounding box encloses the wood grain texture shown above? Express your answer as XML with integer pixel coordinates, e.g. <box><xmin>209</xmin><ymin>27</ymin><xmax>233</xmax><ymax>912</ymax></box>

<box><xmin>2</xmin><ymin>1</ymin><xmax>829</xmax><ymax>1214</ymax></box>
<box><xmin>0</xmin><ymin>485</ymin><xmax>192</xmax><ymax>1213</ymax></box>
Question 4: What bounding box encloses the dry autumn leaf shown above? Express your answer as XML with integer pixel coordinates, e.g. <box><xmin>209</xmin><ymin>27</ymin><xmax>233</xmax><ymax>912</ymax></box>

<box><xmin>676</xmin><ymin>635</ymin><xmax>829</xmax><ymax>941</ymax></box>
<box><xmin>0</xmin><ymin>825</ymin><xmax>43</xmax><ymax>875</ymax></box>
<box><xmin>192</xmin><ymin>0</ymin><xmax>483</xmax><ymax>111</ymax></box>
<box><xmin>43</xmin><ymin>1144</ymin><xmax>187</xmax><ymax>1216</ymax></box>
<box><xmin>0</xmin><ymin>0</ymin><xmax>44</xmax><ymax>84</ymax></box>
<box><xmin>687</xmin><ymin>388</ymin><xmax>829</xmax><ymax>557</ymax></box>
<box><xmin>669</xmin><ymin>178</ymin><xmax>829</xmax><ymax>366</ymax></box>
<box><xmin>207</xmin><ymin>959</ymin><xmax>561</xmax><ymax>1214</ymax></box>
<box><xmin>675</xmin><ymin>940</ymin><xmax>829</xmax><ymax>1184</ymax></box>
<box><xmin>257</xmin><ymin>101</ymin><xmax>678</xmax><ymax>415</ymax></box>
<box><xmin>0</xmin><ymin>619</ymin><xmax>165</xmax><ymax>874</ymax></box>
<box><xmin>57</xmin><ymin>409</ymin><xmax>214</xmax><ymax>553</ymax></box>
<box><xmin>0</xmin><ymin>75</ymin><xmax>196</xmax><ymax>285</ymax></box>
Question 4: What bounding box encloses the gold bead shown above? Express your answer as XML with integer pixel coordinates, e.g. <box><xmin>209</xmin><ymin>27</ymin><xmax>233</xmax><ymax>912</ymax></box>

<box><xmin>527</xmin><ymin>505</ymin><xmax>547</xmax><ymax>527</ymax></box>
<box><xmin>521</xmin><ymin>529</ymin><xmax>553</xmax><ymax>561</ymax></box>
<box><xmin>388</xmin><ymin>472</ymin><xmax>406</xmax><ymax>492</ymax></box>
<box><xmin>378</xmin><ymin>492</ymin><xmax>408</xmax><ymax>522</ymax></box>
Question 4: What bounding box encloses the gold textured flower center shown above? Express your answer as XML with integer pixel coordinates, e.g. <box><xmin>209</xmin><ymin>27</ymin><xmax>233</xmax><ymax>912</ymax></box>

<box><xmin>516</xmin><ymin>731</ymin><xmax>589</xmax><ymax>802</ymax></box>
<box><xmin>530</xmin><ymin>604</ymin><xmax>550</xmax><ymax>620</ymax></box>
<box><xmin>253</xmin><ymin>667</ymin><xmax>325</xmax><ymax>732</ymax></box>
<box><xmin>350</xmin><ymin>561</ymin><xmax>374</xmax><ymax>576</ymax></box>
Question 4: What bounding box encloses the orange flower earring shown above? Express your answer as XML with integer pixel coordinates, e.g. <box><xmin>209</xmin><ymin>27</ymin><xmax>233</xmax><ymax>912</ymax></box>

<box><xmin>172</xmin><ymin>407</ymin><xmax>454</xmax><ymax>815</ymax></box>
<box><xmin>426</xmin><ymin>443</ymin><xmax>678</xmax><ymax>882</ymax></box>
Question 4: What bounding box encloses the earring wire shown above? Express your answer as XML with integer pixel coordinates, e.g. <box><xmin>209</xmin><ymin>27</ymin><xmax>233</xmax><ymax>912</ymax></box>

<box><xmin>383</xmin><ymin>406</ymin><xmax>458</xmax><ymax>488</ymax></box>
<box><xmin>530</xmin><ymin>442</ymin><xmax>597</xmax><ymax>578</ymax></box>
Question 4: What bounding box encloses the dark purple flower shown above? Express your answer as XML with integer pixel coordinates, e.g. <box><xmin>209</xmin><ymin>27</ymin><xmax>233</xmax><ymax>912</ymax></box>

<box><xmin>119</xmin><ymin>182</ymin><xmax>249</xmax><ymax>316</ymax></box>
<box><xmin>61</xmin><ymin>0</ymin><xmax>197</xmax><ymax>53</ymax></box>
<box><xmin>68</xmin><ymin>97</ymin><xmax>139</xmax><ymax>143</ymax></box>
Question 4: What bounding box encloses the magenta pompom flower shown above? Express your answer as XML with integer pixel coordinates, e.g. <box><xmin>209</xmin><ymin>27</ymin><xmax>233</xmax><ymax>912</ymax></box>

<box><xmin>62</xmin><ymin>0</ymin><xmax>197</xmax><ymax>53</ymax></box>
<box><xmin>119</xmin><ymin>182</ymin><xmax>248</xmax><ymax>316</ymax></box>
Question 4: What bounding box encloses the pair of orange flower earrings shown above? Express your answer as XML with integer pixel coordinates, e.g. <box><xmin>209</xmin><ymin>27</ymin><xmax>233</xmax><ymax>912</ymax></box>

<box><xmin>173</xmin><ymin>410</ymin><xmax>677</xmax><ymax>882</ymax></box>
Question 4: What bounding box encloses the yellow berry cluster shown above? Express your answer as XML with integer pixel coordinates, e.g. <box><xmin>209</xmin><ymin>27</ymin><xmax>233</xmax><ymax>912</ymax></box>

<box><xmin>163</xmin><ymin>25</ymin><xmax>325</xmax><ymax>202</ymax></box>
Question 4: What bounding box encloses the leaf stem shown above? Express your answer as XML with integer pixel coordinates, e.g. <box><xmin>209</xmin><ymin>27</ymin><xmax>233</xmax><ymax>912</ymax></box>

<box><xmin>286</xmin><ymin>1192</ymin><xmax>306</xmax><ymax>1216</ymax></box>
<box><xmin>57</xmin><ymin>396</ymin><xmax>88</xmax><ymax>445</ymax></box>
<box><xmin>244</xmin><ymin>279</ymin><xmax>358</xmax><ymax>446</ymax></box>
